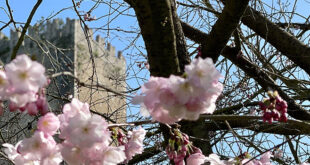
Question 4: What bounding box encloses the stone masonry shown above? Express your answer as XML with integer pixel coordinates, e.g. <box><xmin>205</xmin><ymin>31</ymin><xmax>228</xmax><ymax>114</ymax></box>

<box><xmin>0</xmin><ymin>18</ymin><xmax>127</xmax><ymax>123</ymax></box>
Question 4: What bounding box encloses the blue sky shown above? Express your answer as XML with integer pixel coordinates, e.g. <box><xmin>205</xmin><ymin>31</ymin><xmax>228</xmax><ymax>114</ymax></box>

<box><xmin>0</xmin><ymin>0</ymin><xmax>142</xmax><ymax>53</ymax></box>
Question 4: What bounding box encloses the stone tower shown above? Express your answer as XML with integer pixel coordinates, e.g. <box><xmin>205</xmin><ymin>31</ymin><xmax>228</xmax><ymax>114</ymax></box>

<box><xmin>0</xmin><ymin>18</ymin><xmax>126</xmax><ymax>122</ymax></box>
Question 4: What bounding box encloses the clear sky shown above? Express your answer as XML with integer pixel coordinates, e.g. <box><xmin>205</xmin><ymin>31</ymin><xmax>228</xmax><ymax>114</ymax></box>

<box><xmin>0</xmin><ymin>0</ymin><xmax>142</xmax><ymax>53</ymax></box>
<box><xmin>1</xmin><ymin>0</ymin><xmax>309</xmax><ymax>55</ymax></box>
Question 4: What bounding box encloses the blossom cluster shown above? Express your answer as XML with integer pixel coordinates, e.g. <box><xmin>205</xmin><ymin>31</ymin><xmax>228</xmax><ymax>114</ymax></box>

<box><xmin>3</xmin><ymin>98</ymin><xmax>146</xmax><ymax>165</ymax></box>
<box><xmin>84</xmin><ymin>12</ymin><xmax>96</xmax><ymax>21</ymax></box>
<box><xmin>259</xmin><ymin>91</ymin><xmax>288</xmax><ymax>124</ymax></box>
<box><xmin>111</xmin><ymin>126</ymin><xmax>146</xmax><ymax>162</ymax></box>
<box><xmin>165</xmin><ymin>129</ymin><xmax>206</xmax><ymax>165</ymax></box>
<box><xmin>3</xmin><ymin>113</ymin><xmax>62</xmax><ymax>165</ymax></box>
<box><xmin>133</xmin><ymin>57</ymin><xmax>223</xmax><ymax>124</ymax></box>
<box><xmin>0</xmin><ymin>54</ymin><xmax>48</xmax><ymax>115</ymax></box>
<box><xmin>205</xmin><ymin>152</ymin><xmax>273</xmax><ymax>165</ymax></box>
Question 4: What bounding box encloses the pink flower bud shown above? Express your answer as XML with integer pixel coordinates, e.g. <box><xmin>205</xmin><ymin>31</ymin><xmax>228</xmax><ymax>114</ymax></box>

<box><xmin>9</xmin><ymin>102</ymin><xmax>19</xmax><ymax>112</ymax></box>
<box><xmin>26</xmin><ymin>103</ymin><xmax>38</xmax><ymax>115</ymax></box>
<box><xmin>0</xmin><ymin>104</ymin><xmax>3</xmax><ymax>116</ymax></box>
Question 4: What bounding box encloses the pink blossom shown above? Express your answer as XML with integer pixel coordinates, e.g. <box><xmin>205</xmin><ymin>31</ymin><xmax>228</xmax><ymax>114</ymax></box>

<box><xmin>18</xmin><ymin>131</ymin><xmax>57</xmax><ymax>160</ymax></box>
<box><xmin>102</xmin><ymin>146</ymin><xmax>126</xmax><ymax>165</ymax></box>
<box><xmin>58</xmin><ymin>98</ymin><xmax>91</xmax><ymax>138</ymax></box>
<box><xmin>14</xmin><ymin>157</ymin><xmax>40</xmax><ymax>165</ymax></box>
<box><xmin>3</xmin><ymin>142</ymin><xmax>40</xmax><ymax>165</ymax></box>
<box><xmin>150</xmin><ymin>105</ymin><xmax>180</xmax><ymax>124</ymax></box>
<box><xmin>141</xmin><ymin>76</ymin><xmax>170</xmax><ymax>109</ymax></box>
<box><xmin>9</xmin><ymin>91</ymin><xmax>37</xmax><ymax>108</ymax></box>
<box><xmin>9</xmin><ymin>102</ymin><xmax>19</xmax><ymax>112</ymax></box>
<box><xmin>59</xmin><ymin>98</ymin><xmax>91</xmax><ymax>123</ymax></box>
<box><xmin>2</xmin><ymin>142</ymin><xmax>22</xmax><ymax>161</ymax></box>
<box><xmin>40</xmin><ymin>150</ymin><xmax>62</xmax><ymax>165</ymax></box>
<box><xmin>125</xmin><ymin>127</ymin><xmax>146</xmax><ymax>161</ymax></box>
<box><xmin>241</xmin><ymin>159</ymin><xmax>255</xmax><ymax>165</ymax></box>
<box><xmin>170</xmin><ymin>75</ymin><xmax>198</xmax><ymax>104</ymax></box>
<box><xmin>241</xmin><ymin>152</ymin><xmax>272</xmax><ymax>165</ymax></box>
<box><xmin>0</xmin><ymin>70</ymin><xmax>9</xmax><ymax>99</ymax></box>
<box><xmin>60</xmin><ymin>142</ymin><xmax>85</xmax><ymax>165</ymax></box>
<box><xmin>185</xmin><ymin>57</ymin><xmax>222</xmax><ymax>90</ymax></box>
<box><xmin>37</xmin><ymin>112</ymin><xmax>60</xmax><ymax>135</ymax></box>
<box><xmin>60</xmin><ymin>113</ymin><xmax>109</xmax><ymax>148</ymax></box>
<box><xmin>205</xmin><ymin>154</ymin><xmax>225</xmax><ymax>165</ymax></box>
<box><xmin>130</xmin><ymin>126</ymin><xmax>146</xmax><ymax>142</ymax></box>
<box><xmin>0</xmin><ymin>102</ymin><xmax>3</xmax><ymax>116</ymax></box>
<box><xmin>260</xmin><ymin>91</ymin><xmax>288</xmax><ymax>123</ymax></box>
<box><xmin>5</xmin><ymin>54</ymin><xmax>47</xmax><ymax>93</ymax></box>
<box><xmin>259</xmin><ymin>151</ymin><xmax>272</xmax><ymax>165</ymax></box>
<box><xmin>26</xmin><ymin>102</ymin><xmax>39</xmax><ymax>115</ymax></box>
<box><xmin>187</xmin><ymin>152</ymin><xmax>206</xmax><ymax>165</ymax></box>
<box><xmin>133</xmin><ymin>57</ymin><xmax>223</xmax><ymax>124</ymax></box>
<box><xmin>36</xmin><ymin>95</ymin><xmax>49</xmax><ymax>115</ymax></box>
<box><xmin>273</xmin><ymin>149</ymin><xmax>283</xmax><ymax>158</ymax></box>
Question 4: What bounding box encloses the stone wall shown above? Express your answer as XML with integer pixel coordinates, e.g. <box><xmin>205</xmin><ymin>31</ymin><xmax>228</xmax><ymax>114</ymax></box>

<box><xmin>0</xmin><ymin>18</ymin><xmax>127</xmax><ymax>122</ymax></box>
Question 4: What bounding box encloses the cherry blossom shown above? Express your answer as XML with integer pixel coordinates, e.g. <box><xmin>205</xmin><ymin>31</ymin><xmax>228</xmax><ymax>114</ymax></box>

<box><xmin>0</xmin><ymin>70</ymin><xmax>9</xmax><ymax>99</ymax></box>
<box><xmin>259</xmin><ymin>91</ymin><xmax>288</xmax><ymax>123</ymax></box>
<box><xmin>18</xmin><ymin>131</ymin><xmax>58</xmax><ymax>161</ymax></box>
<box><xmin>9</xmin><ymin>91</ymin><xmax>37</xmax><ymax>108</ymax></box>
<box><xmin>204</xmin><ymin>152</ymin><xmax>273</xmax><ymax>165</ymax></box>
<box><xmin>124</xmin><ymin>126</ymin><xmax>146</xmax><ymax>161</ymax></box>
<box><xmin>205</xmin><ymin>153</ymin><xmax>224</xmax><ymax>165</ymax></box>
<box><xmin>37</xmin><ymin>112</ymin><xmax>60</xmax><ymax>135</ymax></box>
<box><xmin>300</xmin><ymin>162</ymin><xmax>310</xmax><ymax>165</ymax></box>
<box><xmin>0</xmin><ymin>54</ymin><xmax>48</xmax><ymax>115</ymax></box>
<box><xmin>5</xmin><ymin>54</ymin><xmax>47</xmax><ymax>93</ymax></box>
<box><xmin>63</xmin><ymin>114</ymin><xmax>109</xmax><ymax>148</ymax></box>
<box><xmin>187</xmin><ymin>152</ymin><xmax>207</xmax><ymax>165</ymax></box>
<box><xmin>3</xmin><ymin>131</ymin><xmax>61</xmax><ymax>164</ymax></box>
<box><xmin>101</xmin><ymin>146</ymin><xmax>126</xmax><ymax>165</ymax></box>
<box><xmin>166</xmin><ymin>129</ymin><xmax>206</xmax><ymax>165</ymax></box>
<box><xmin>133</xmin><ymin>57</ymin><xmax>223</xmax><ymax>124</ymax></box>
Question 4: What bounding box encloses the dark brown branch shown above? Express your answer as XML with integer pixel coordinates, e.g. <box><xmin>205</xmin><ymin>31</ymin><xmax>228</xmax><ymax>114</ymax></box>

<box><xmin>127</xmin><ymin>0</ymin><xmax>180</xmax><ymax>77</ymax></box>
<box><xmin>285</xmin><ymin>135</ymin><xmax>301</xmax><ymax>164</ymax></box>
<box><xmin>181</xmin><ymin>21</ymin><xmax>207</xmax><ymax>43</ymax></box>
<box><xmin>170</xmin><ymin>0</ymin><xmax>190</xmax><ymax>71</ymax></box>
<box><xmin>181</xmin><ymin>22</ymin><xmax>310</xmax><ymax>121</ymax></box>
<box><xmin>241</xmin><ymin>7</ymin><xmax>310</xmax><ymax>76</ymax></box>
<box><xmin>179</xmin><ymin>118</ymin><xmax>213</xmax><ymax>155</ymax></box>
<box><xmin>200</xmin><ymin>0</ymin><xmax>249</xmax><ymax>62</ymax></box>
<box><xmin>277</xmin><ymin>22</ymin><xmax>310</xmax><ymax>31</ymax></box>
<box><xmin>10</xmin><ymin>0</ymin><xmax>43</xmax><ymax>60</ymax></box>
<box><xmin>176</xmin><ymin>1</ymin><xmax>220</xmax><ymax>15</ymax></box>
<box><xmin>221</xmin><ymin>47</ymin><xmax>310</xmax><ymax>120</ymax></box>
<box><xmin>127</xmin><ymin>147</ymin><xmax>162</xmax><ymax>165</ymax></box>
<box><xmin>202</xmin><ymin>115</ymin><xmax>310</xmax><ymax>135</ymax></box>
<box><xmin>214</xmin><ymin>101</ymin><xmax>260</xmax><ymax>114</ymax></box>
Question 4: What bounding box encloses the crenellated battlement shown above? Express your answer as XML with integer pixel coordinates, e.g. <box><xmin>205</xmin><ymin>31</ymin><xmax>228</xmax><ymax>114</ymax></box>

<box><xmin>1</xmin><ymin>18</ymin><xmax>124</xmax><ymax>61</ymax></box>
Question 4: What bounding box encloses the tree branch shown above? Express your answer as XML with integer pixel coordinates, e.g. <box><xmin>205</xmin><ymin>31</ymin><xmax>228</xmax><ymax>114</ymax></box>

<box><xmin>10</xmin><ymin>0</ymin><xmax>43</xmax><ymax>60</ymax></box>
<box><xmin>277</xmin><ymin>22</ymin><xmax>310</xmax><ymax>31</ymax></box>
<box><xmin>200</xmin><ymin>0</ymin><xmax>249</xmax><ymax>62</ymax></box>
<box><xmin>170</xmin><ymin>0</ymin><xmax>190</xmax><ymax>71</ymax></box>
<box><xmin>202</xmin><ymin>115</ymin><xmax>310</xmax><ymax>135</ymax></box>
<box><xmin>181</xmin><ymin>22</ymin><xmax>310</xmax><ymax>121</ymax></box>
<box><xmin>126</xmin><ymin>0</ymin><xmax>180</xmax><ymax>77</ymax></box>
<box><xmin>128</xmin><ymin>146</ymin><xmax>162</xmax><ymax>164</ymax></box>
<box><xmin>241</xmin><ymin>7</ymin><xmax>310</xmax><ymax>76</ymax></box>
